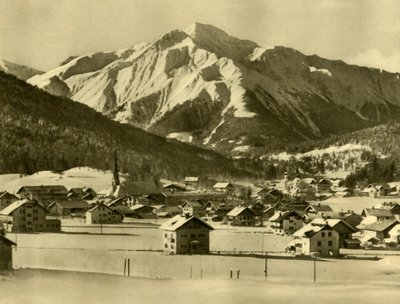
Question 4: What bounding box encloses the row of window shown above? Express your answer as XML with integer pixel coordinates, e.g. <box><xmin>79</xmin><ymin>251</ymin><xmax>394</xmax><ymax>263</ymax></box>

<box><xmin>317</xmin><ymin>241</ymin><xmax>333</xmax><ymax>247</ymax></box>
<box><xmin>321</xmin><ymin>232</ymin><xmax>332</xmax><ymax>237</ymax></box>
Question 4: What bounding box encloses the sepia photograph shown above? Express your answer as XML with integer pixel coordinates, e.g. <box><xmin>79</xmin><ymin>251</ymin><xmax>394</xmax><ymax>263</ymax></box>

<box><xmin>1</xmin><ymin>0</ymin><xmax>400</xmax><ymax>303</ymax></box>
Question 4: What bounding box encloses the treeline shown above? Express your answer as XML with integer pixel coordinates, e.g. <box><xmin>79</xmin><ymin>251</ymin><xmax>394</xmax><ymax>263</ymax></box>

<box><xmin>0</xmin><ymin>71</ymin><xmax>264</xmax><ymax>181</ymax></box>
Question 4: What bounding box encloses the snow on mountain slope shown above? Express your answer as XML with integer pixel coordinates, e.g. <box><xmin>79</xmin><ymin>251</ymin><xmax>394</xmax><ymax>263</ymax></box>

<box><xmin>27</xmin><ymin>23</ymin><xmax>400</xmax><ymax>156</ymax></box>
<box><xmin>0</xmin><ymin>59</ymin><xmax>43</xmax><ymax>80</ymax></box>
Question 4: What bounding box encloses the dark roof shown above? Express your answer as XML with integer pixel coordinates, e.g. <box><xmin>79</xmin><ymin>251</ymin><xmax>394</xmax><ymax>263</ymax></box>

<box><xmin>306</xmin><ymin>204</ymin><xmax>333</xmax><ymax>213</ymax></box>
<box><xmin>362</xmin><ymin>208</ymin><xmax>394</xmax><ymax>217</ymax></box>
<box><xmin>0</xmin><ymin>235</ymin><xmax>17</xmax><ymax>246</ymax></box>
<box><xmin>362</xmin><ymin>220</ymin><xmax>399</xmax><ymax>232</ymax></box>
<box><xmin>49</xmin><ymin>200</ymin><xmax>89</xmax><ymax>210</ymax></box>
<box><xmin>17</xmin><ymin>185</ymin><xmax>68</xmax><ymax>194</ymax></box>
<box><xmin>121</xmin><ymin>181</ymin><xmax>161</xmax><ymax>196</ymax></box>
<box><xmin>0</xmin><ymin>191</ymin><xmax>18</xmax><ymax>200</ymax></box>
<box><xmin>270</xmin><ymin>210</ymin><xmax>302</xmax><ymax>222</ymax></box>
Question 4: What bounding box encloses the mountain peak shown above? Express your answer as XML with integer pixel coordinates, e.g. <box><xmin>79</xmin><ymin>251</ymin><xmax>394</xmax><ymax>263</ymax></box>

<box><xmin>184</xmin><ymin>22</ymin><xmax>258</xmax><ymax>60</ymax></box>
<box><xmin>185</xmin><ymin>22</ymin><xmax>229</xmax><ymax>39</ymax></box>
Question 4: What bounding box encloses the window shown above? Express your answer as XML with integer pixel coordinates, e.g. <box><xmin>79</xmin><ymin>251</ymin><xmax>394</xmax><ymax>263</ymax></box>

<box><xmin>165</xmin><ymin>234</ymin><xmax>168</xmax><ymax>238</ymax></box>
<box><xmin>165</xmin><ymin>244</ymin><xmax>168</xmax><ymax>248</ymax></box>
<box><xmin>328</xmin><ymin>232</ymin><xmax>332</xmax><ymax>237</ymax></box>
<box><xmin>321</xmin><ymin>232</ymin><xmax>325</xmax><ymax>237</ymax></box>
<box><xmin>317</xmin><ymin>241</ymin><xmax>321</xmax><ymax>246</ymax></box>
<box><xmin>328</xmin><ymin>241</ymin><xmax>332</xmax><ymax>246</ymax></box>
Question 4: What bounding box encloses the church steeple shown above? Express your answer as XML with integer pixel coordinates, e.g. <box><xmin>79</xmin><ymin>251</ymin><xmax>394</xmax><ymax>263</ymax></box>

<box><xmin>112</xmin><ymin>150</ymin><xmax>120</xmax><ymax>189</ymax></box>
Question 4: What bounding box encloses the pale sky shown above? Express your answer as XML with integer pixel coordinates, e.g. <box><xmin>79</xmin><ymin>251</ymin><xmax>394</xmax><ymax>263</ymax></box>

<box><xmin>1</xmin><ymin>0</ymin><xmax>400</xmax><ymax>72</ymax></box>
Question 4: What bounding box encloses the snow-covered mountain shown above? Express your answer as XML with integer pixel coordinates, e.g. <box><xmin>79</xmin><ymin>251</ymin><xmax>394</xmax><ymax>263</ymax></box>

<box><xmin>0</xmin><ymin>59</ymin><xmax>43</xmax><ymax>80</ymax></box>
<box><xmin>28</xmin><ymin>23</ymin><xmax>400</xmax><ymax>155</ymax></box>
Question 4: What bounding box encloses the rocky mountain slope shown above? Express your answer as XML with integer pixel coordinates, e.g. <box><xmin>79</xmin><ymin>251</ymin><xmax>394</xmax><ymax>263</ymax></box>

<box><xmin>28</xmin><ymin>23</ymin><xmax>400</xmax><ymax>156</ymax></box>
<box><xmin>0</xmin><ymin>59</ymin><xmax>43</xmax><ymax>80</ymax></box>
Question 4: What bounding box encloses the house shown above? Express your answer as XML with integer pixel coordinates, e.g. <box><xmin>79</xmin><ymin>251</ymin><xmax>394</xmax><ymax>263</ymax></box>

<box><xmin>203</xmin><ymin>201</ymin><xmax>234</xmax><ymax>219</ymax></box>
<box><xmin>0</xmin><ymin>192</ymin><xmax>18</xmax><ymax>211</ymax></box>
<box><xmin>330</xmin><ymin>211</ymin><xmax>362</xmax><ymax>228</ymax></box>
<box><xmin>375</xmin><ymin>202</ymin><xmax>400</xmax><ymax>215</ymax></box>
<box><xmin>269</xmin><ymin>210</ymin><xmax>304</xmax><ymax>235</ymax></box>
<box><xmin>213</xmin><ymin>182</ymin><xmax>234</xmax><ymax>193</ymax></box>
<box><xmin>263</xmin><ymin>202</ymin><xmax>288</xmax><ymax>218</ymax></box>
<box><xmin>180</xmin><ymin>200</ymin><xmax>205</xmax><ymax>217</ymax></box>
<box><xmin>162</xmin><ymin>183</ymin><xmax>186</xmax><ymax>193</ymax></box>
<box><xmin>292</xmin><ymin>222</ymin><xmax>340</xmax><ymax>257</ymax></box>
<box><xmin>311</xmin><ymin>218</ymin><xmax>358</xmax><ymax>248</ymax></box>
<box><xmin>184</xmin><ymin>177</ymin><xmax>200</xmax><ymax>189</ymax></box>
<box><xmin>0</xmin><ymin>199</ymin><xmax>61</xmax><ymax>233</ymax></box>
<box><xmin>334</xmin><ymin>187</ymin><xmax>352</xmax><ymax>197</ymax></box>
<box><xmin>108</xmin><ymin>196</ymin><xmax>138</xmax><ymax>208</ymax></box>
<box><xmin>48</xmin><ymin>199</ymin><xmax>89</xmax><ymax>217</ymax></box>
<box><xmin>160</xmin><ymin>214</ymin><xmax>214</xmax><ymax>255</ymax></box>
<box><xmin>226</xmin><ymin>206</ymin><xmax>256</xmax><ymax>226</ymax></box>
<box><xmin>364</xmin><ymin>183</ymin><xmax>391</xmax><ymax>198</ymax></box>
<box><xmin>85</xmin><ymin>203</ymin><xmax>123</xmax><ymax>224</ymax></box>
<box><xmin>249</xmin><ymin>202</ymin><xmax>266</xmax><ymax>216</ymax></box>
<box><xmin>118</xmin><ymin>204</ymin><xmax>155</xmax><ymax>219</ymax></box>
<box><xmin>360</xmin><ymin>220</ymin><xmax>399</xmax><ymax>243</ymax></box>
<box><xmin>316</xmin><ymin>179</ymin><xmax>332</xmax><ymax>193</ymax></box>
<box><xmin>305</xmin><ymin>203</ymin><xmax>334</xmax><ymax>218</ymax></box>
<box><xmin>387</xmin><ymin>224</ymin><xmax>400</xmax><ymax>245</ymax></box>
<box><xmin>68</xmin><ymin>187</ymin><xmax>97</xmax><ymax>200</ymax></box>
<box><xmin>16</xmin><ymin>185</ymin><xmax>68</xmax><ymax>207</ymax></box>
<box><xmin>0</xmin><ymin>235</ymin><xmax>16</xmax><ymax>271</ymax></box>
<box><xmin>361</xmin><ymin>208</ymin><xmax>395</xmax><ymax>222</ymax></box>
<box><xmin>257</xmin><ymin>189</ymin><xmax>284</xmax><ymax>205</ymax></box>
<box><xmin>113</xmin><ymin>181</ymin><xmax>161</xmax><ymax>199</ymax></box>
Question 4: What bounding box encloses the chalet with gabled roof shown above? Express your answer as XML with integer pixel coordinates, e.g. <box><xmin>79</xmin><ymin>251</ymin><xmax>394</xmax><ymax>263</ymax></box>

<box><xmin>213</xmin><ymin>182</ymin><xmax>234</xmax><ymax>193</ymax></box>
<box><xmin>85</xmin><ymin>202</ymin><xmax>123</xmax><ymax>224</ymax></box>
<box><xmin>180</xmin><ymin>200</ymin><xmax>205</xmax><ymax>217</ymax></box>
<box><xmin>160</xmin><ymin>214</ymin><xmax>214</xmax><ymax>254</ymax></box>
<box><xmin>184</xmin><ymin>177</ymin><xmax>199</xmax><ymax>189</ymax></box>
<box><xmin>16</xmin><ymin>185</ymin><xmax>68</xmax><ymax>207</ymax></box>
<box><xmin>0</xmin><ymin>191</ymin><xmax>18</xmax><ymax>211</ymax></box>
<box><xmin>360</xmin><ymin>220</ymin><xmax>399</xmax><ymax>243</ymax></box>
<box><xmin>269</xmin><ymin>210</ymin><xmax>304</xmax><ymax>235</ymax></box>
<box><xmin>48</xmin><ymin>199</ymin><xmax>89</xmax><ymax>217</ymax></box>
<box><xmin>292</xmin><ymin>222</ymin><xmax>340</xmax><ymax>257</ymax></box>
<box><xmin>226</xmin><ymin>206</ymin><xmax>256</xmax><ymax>226</ymax></box>
<box><xmin>0</xmin><ymin>199</ymin><xmax>60</xmax><ymax>233</ymax></box>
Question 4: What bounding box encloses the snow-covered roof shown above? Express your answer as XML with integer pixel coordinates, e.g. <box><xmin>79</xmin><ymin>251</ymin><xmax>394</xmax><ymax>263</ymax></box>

<box><xmin>184</xmin><ymin>177</ymin><xmax>199</xmax><ymax>182</ymax></box>
<box><xmin>293</xmin><ymin>222</ymin><xmax>330</xmax><ymax>238</ymax></box>
<box><xmin>362</xmin><ymin>220</ymin><xmax>399</xmax><ymax>232</ymax></box>
<box><xmin>0</xmin><ymin>199</ymin><xmax>47</xmax><ymax>215</ymax></box>
<box><xmin>226</xmin><ymin>206</ymin><xmax>254</xmax><ymax>217</ymax></box>
<box><xmin>389</xmin><ymin>224</ymin><xmax>400</xmax><ymax>237</ymax></box>
<box><xmin>213</xmin><ymin>182</ymin><xmax>233</xmax><ymax>189</ymax></box>
<box><xmin>159</xmin><ymin>214</ymin><xmax>213</xmax><ymax>231</ymax></box>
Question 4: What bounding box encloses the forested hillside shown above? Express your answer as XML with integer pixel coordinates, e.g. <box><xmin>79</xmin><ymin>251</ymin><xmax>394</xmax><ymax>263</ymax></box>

<box><xmin>0</xmin><ymin>71</ymin><xmax>261</xmax><ymax>181</ymax></box>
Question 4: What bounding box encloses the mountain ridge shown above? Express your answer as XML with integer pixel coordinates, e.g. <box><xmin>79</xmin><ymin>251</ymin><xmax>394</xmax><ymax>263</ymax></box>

<box><xmin>27</xmin><ymin>23</ymin><xmax>400</xmax><ymax>156</ymax></box>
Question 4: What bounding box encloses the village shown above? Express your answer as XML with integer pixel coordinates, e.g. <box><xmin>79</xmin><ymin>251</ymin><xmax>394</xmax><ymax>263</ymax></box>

<box><xmin>1</xmin><ymin>152</ymin><xmax>400</xmax><ymax>279</ymax></box>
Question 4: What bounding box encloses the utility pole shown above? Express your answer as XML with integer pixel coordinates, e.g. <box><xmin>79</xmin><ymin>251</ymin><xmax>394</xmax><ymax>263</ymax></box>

<box><xmin>264</xmin><ymin>257</ymin><xmax>268</xmax><ymax>280</ymax></box>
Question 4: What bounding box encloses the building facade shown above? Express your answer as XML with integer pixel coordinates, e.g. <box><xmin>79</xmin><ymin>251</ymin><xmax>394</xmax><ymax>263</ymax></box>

<box><xmin>160</xmin><ymin>215</ymin><xmax>213</xmax><ymax>255</ymax></box>
<box><xmin>0</xmin><ymin>199</ymin><xmax>61</xmax><ymax>233</ymax></box>
<box><xmin>85</xmin><ymin>203</ymin><xmax>123</xmax><ymax>224</ymax></box>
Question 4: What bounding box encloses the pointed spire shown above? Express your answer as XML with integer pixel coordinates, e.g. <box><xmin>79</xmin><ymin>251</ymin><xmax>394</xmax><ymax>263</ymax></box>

<box><xmin>112</xmin><ymin>150</ymin><xmax>120</xmax><ymax>188</ymax></box>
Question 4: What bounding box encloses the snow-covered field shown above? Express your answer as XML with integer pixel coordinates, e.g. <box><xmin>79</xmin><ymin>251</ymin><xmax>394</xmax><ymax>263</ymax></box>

<box><xmin>2</xmin><ymin>268</ymin><xmax>399</xmax><ymax>304</ymax></box>
<box><xmin>0</xmin><ymin>167</ymin><xmax>127</xmax><ymax>193</ymax></box>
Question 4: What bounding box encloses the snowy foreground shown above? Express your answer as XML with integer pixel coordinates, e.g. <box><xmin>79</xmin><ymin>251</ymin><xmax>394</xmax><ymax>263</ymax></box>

<box><xmin>1</xmin><ymin>269</ymin><xmax>399</xmax><ymax>304</ymax></box>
